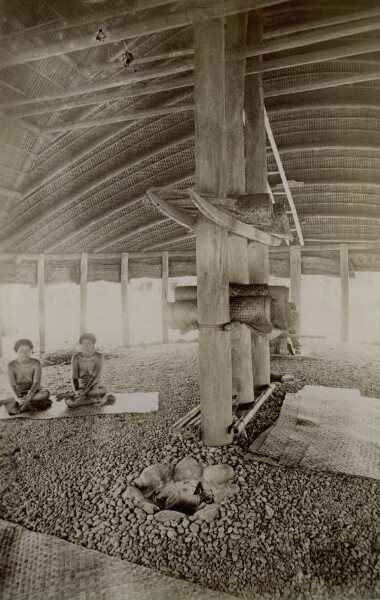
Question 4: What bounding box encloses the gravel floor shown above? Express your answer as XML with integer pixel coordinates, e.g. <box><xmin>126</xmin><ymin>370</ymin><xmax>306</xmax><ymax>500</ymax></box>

<box><xmin>0</xmin><ymin>341</ymin><xmax>379</xmax><ymax>600</ymax></box>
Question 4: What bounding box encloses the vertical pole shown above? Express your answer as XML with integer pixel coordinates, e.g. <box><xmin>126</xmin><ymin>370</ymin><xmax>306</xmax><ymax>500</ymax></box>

<box><xmin>80</xmin><ymin>252</ymin><xmax>88</xmax><ymax>335</ymax></box>
<box><xmin>37</xmin><ymin>254</ymin><xmax>46</xmax><ymax>355</ymax></box>
<box><xmin>340</xmin><ymin>243</ymin><xmax>349</xmax><ymax>342</ymax></box>
<box><xmin>245</xmin><ymin>10</ymin><xmax>270</xmax><ymax>389</ymax></box>
<box><xmin>225</xmin><ymin>13</ymin><xmax>254</xmax><ymax>405</ymax></box>
<box><xmin>0</xmin><ymin>286</ymin><xmax>3</xmax><ymax>358</ymax></box>
<box><xmin>290</xmin><ymin>245</ymin><xmax>302</xmax><ymax>339</ymax></box>
<box><xmin>162</xmin><ymin>251</ymin><xmax>169</xmax><ymax>343</ymax></box>
<box><xmin>195</xmin><ymin>13</ymin><xmax>232</xmax><ymax>446</ymax></box>
<box><xmin>248</xmin><ymin>242</ymin><xmax>270</xmax><ymax>387</ymax></box>
<box><xmin>121</xmin><ymin>252</ymin><xmax>129</xmax><ymax>347</ymax></box>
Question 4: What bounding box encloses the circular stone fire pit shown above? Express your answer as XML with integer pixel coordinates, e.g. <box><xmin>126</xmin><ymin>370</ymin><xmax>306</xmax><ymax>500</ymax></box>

<box><xmin>123</xmin><ymin>456</ymin><xmax>240</xmax><ymax>523</ymax></box>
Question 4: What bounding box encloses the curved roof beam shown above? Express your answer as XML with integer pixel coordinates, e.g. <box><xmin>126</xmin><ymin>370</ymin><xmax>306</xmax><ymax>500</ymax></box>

<box><xmin>0</xmin><ymin>133</ymin><xmax>194</xmax><ymax>251</ymax></box>
<box><xmin>48</xmin><ymin>173</ymin><xmax>194</xmax><ymax>253</ymax></box>
<box><xmin>0</xmin><ymin>0</ymin><xmax>287</xmax><ymax>69</ymax></box>
<box><xmin>0</xmin><ymin>0</ymin><xmax>179</xmax><ymax>40</ymax></box>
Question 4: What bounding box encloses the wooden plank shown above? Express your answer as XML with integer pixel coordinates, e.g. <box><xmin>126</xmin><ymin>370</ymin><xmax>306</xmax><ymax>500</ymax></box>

<box><xmin>245</xmin><ymin>10</ymin><xmax>267</xmax><ymax>194</ymax></box>
<box><xmin>264</xmin><ymin>108</ymin><xmax>304</xmax><ymax>246</ymax></box>
<box><xmin>340</xmin><ymin>244</ymin><xmax>349</xmax><ymax>342</ymax></box>
<box><xmin>80</xmin><ymin>253</ymin><xmax>88</xmax><ymax>335</ymax></box>
<box><xmin>225</xmin><ymin>13</ymin><xmax>254</xmax><ymax>406</ymax></box>
<box><xmin>41</xmin><ymin>104</ymin><xmax>194</xmax><ymax>133</ymax></box>
<box><xmin>121</xmin><ymin>253</ymin><xmax>129</xmax><ymax>347</ymax></box>
<box><xmin>188</xmin><ymin>189</ymin><xmax>282</xmax><ymax>245</ymax></box>
<box><xmin>246</xmin><ymin>40</ymin><xmax>380</xmax><ymax>75</ymax></box>
<box><xmin>243</xmin><ymin>16</ymin><xmax>380</xmax><ymax>59</ymax></box>
<box><xmin>37</xmin><ymin>255</ymin><xmax>46</xmax><ymax>354</ymax></box>
<box><xmin>161</xmin><ymin>252</ymin><xmax>169</xmax><ymax>343</ymax></box>
<box><xmin>290</xmin><ymin>245</ymin><xmax>301</xmax><ymax>338</ymax></box>
<box><xmin>194</xmin><ymin>11</ymin><xmax>232</xmax><ymax>447</ymax></box>
<box><xmin>146</xmin><ymin>189</ymin><xmax>196</xmax><ymax>229</ymax></box>
<box><xmin>249</xmin><ymin>242</ymin><xmax>271</xmax><ymax>387</ymax></box>
<box><xmin>245</xmin><ymin>12</ymin><xmax>271</xmax><ymax>388</ymax></box>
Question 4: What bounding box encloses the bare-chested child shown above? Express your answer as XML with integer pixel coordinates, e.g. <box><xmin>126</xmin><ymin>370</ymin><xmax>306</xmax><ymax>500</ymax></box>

<box><xmin>6</xmin><ymin>339</ymin><xmax>52</xmax><ymax>415</ymax></box>
<box><xmin>59</xmin><ymin>333</ymin><xmax>109</xmax><ymax>408</ymax></box>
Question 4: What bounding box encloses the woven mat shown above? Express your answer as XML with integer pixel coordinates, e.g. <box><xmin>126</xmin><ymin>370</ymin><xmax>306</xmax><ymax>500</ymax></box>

<box><xmin>0</xmin><ymin>520</ymin><xmax>239</xmax><ymax>600</ymax></box>
<box><xmin>0</xmin><ymin>392</ymin><xmax>158</xmax><ymax>420</ymax></box>
<box><xmin>249</xmin><ymin>386</ymin><xmax>380</xmax><ymax>481</ymax></box>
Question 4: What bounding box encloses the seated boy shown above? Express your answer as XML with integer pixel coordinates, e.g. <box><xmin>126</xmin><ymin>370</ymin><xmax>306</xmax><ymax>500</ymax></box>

<box><xmin>60</xmin><ymin>333</ymin><xmax>108</xmax><ymax>408</ymax></box>
<box><xmin>6</xmin><ymin>339</ymin><xmax>52</xmax><ymax>415</ymax></box>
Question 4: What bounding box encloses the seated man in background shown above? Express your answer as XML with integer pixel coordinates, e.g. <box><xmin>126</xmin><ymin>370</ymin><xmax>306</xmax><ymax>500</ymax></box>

<box><xmin>7</xmin><ymin>339</ymin><xmax>52</xmax><ymax>415</ymax></box>
<box><xmin>60</xmin><ymin>333</ymin><xmax>109</xmax><ymax>408</ymax></box>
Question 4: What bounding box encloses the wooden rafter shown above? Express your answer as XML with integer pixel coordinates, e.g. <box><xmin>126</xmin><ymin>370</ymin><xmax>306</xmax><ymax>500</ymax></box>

<box><xmin>264</xmin><ymin>108</ymin><xmax>304</xmax><ymax>246</ymax></box>
<box><xmin>94</xmin><ymin>217</ymin><xmax>169</xmax><ymax>252</ymax></box>
<box><xmin>0</xmin><ymin>0</ymin><xmax>288</xmax><ymax>69</ymax></box>
<box><xmin>146</xmin><ymin>189</ymin><xmax>196</xmax><ymax>229</ymax></box>
<box><xmin>40</xmin><ymin>104</ymin><xmax>194</xmax><ymax>133</ymax></box>
<box><xmin>0</xmin><ymin>134</ymin><xmax>194</xmax><ymax>252</ymax></box>
<box><xmin>0</xmin><ymin>0</ymin><xmax>179</xmax><ymax>40</ymax></box>
<box><xmin>142</xmin><ymin>232</ymin><xmax>196</xmax><ymax>252</ymax></box>
<box><xmin>243</xmin><ymin>17</ymin><xmax>380</xmax><ymax>59</ymax></box>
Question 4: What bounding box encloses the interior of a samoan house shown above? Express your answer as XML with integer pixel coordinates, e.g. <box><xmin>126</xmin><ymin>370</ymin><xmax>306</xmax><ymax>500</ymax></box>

<box><xmin>0</xmin><ymin>1</ymin><xmax>379</xmax><ymax>599</ymax></box>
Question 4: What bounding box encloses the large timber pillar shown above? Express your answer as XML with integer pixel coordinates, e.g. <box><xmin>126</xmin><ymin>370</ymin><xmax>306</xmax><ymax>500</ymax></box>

<box><xmin>194</xmin><ymin>13</ymin><xmax>232</xmax><ymax>445</ymax></box>
<box><xmin>226</xmin><ymin>13</ymin><xmax>254</xmax><ymax>405</ymax></box>
<box><xmin>80</xmin><ymin>252</ymin><xmax>88</xmax><ymax>335</ymax></box>
<box><xmin>245</xmin><ymin>10</ymin><xmax>270</xmax><ymax>389</ymax></box>
<box><xmin>37</xmin><ymin>254</ymin><xmax>46</xmax><ymax>354</ymax></box>
<box><xmin>290</xmin><ymin>245</ymin><xmax>301</xmax><ymax>340</ymax></box>
<box><xmin>121</xmin><ymin>252</ymin><xmax>130</xmax><ymax>347</ymax></box>
<box><xmin>340</xmin><ymin>243</ymin><xmax>349</xmax><ymax>342</ymax></box>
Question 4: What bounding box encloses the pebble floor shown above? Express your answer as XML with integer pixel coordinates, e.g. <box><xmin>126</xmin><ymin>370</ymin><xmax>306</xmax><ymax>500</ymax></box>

<box><xmin>0</xmin><ymin>341</ymin><xmax>379</xmax><ymax>600</ymax></box>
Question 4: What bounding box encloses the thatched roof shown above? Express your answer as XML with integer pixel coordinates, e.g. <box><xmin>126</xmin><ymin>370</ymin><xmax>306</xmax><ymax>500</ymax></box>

<box><xmin>0</xmin><ymin>0</ymin><xmax>379</xmax><ymax>258</ymax></box>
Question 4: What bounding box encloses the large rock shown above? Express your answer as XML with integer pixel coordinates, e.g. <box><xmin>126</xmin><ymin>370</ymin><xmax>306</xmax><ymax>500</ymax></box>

<box><xmin>173</xmin><ymin>456</ymin><xmax>203</xmax><ymax>482</ymax></box>
<box><xmin>192</xmin><ymin>503</ymin><xmax>220</xmax><ymax>522</ymax></box>
<box><xmin>203</xmin><ymin>464</ymin><xmax>235</xmax><ymax>485</ymax></box>
<box><xmin>134</xmin><ymin>464</ymin><xmax>174</xmax><ymax>498</ymax></box>
<box><xmin>213</xmin><ymin>483</ymin><xmax>240</xmax><ymax>503</ymax></box>
<box><xmin>154</xmin><ymin>510</ymin><xmax>184</xmax><ymax>524</ymax></box>
<box><xmin>121</xmin><ymin>486</ymin><xmax>145</xmax><ymax>504</ymax></box>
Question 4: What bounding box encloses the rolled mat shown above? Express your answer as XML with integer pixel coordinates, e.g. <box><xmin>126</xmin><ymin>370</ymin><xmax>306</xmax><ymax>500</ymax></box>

<box><xmin>167</xmin><ymin>297</ymin><xmax>272</xmax><ymax>336</ymax></box>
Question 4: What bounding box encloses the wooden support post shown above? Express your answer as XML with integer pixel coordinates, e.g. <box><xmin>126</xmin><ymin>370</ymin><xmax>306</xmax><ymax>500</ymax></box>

<box><xmin>37</xmin><ymin>254</ymin><xmax>46</xmax><ymax>355</ymax></box>
<box><xmin>80</xmin><ymin>253</ymin><xmax>88</xmax><ymax>335</ymax></box>
<box><xmin>0</xmin><ymin>287</ymin><xmax>3</xmax><ymax>358</ymax></box>
<box><xmin>226</xmin><ymin>13</ymin><xmax>254</xmax><ymax>405</ymax></box>
<box><xmin>245</xmin><ymin>11</ymin><xmax>270</xmax><ymax>388</ymax></box>
<box><xmin>340</xmin><ymin>243</ymin><xmax>349</xmax><ymax>342</ymax></box>
<box><xmin>162</xmin><ymin>251</ymin><xmax>169</xmax><ymax>343</ymax></box>
<box><xmin>290</xmin><ymin>245</ymin><xmax>302</xmax><ymax>340</ymax></box>
<box><xmin>248</xmin><ymin>242</ymin><xmax>271</xmax><ymax>387</ymax></box>
<box><xmin>121</xmin><ymin>252</ymin><xmax>129</xmax><ymax>347</ymax></box>
<box><xmin>194</xmin><ymin>14</ymin><xmax>232</xmax><ymax>446</ymax></box>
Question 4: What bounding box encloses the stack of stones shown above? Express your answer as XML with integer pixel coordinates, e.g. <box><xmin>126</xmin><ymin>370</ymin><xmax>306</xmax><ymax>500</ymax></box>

<box><xmin>124</xmin><ymin>456</ymin><xmax>240</xmax><ymax>524</ymax></box>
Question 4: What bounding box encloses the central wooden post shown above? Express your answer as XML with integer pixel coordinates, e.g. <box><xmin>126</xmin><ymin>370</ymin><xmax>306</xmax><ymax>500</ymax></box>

<box><xmin>80</xmin><ymin>252</ymin><xmax>88</xmax><ymax>335</ymax></box>
<box><xmin>340</xmin><ymin>243</ymin><xmax>349</xmax><ymax>342</ymax></box>
<box><xmin>226</xmin><ymin>13</ymin><xmax>254</xmax><ymax>404</ymax></box>
<box><xmin>121</xmin><ymin>252</ymin><xmax>129</xmax><ymax>347</ymax></box>
<box><xmin>194</xmin><ymin>14</ymin><xmax>232</xmax><ymax>445</ymax></box>
<box><xmin>37</xmin><ymin>254</ymin><xmax>46</xmax><ymax>354</ymax></box>
<box><xmin>245</xmin><ymin>10</ymin><xmax>270</xmax><ymax>388</ymax></box>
